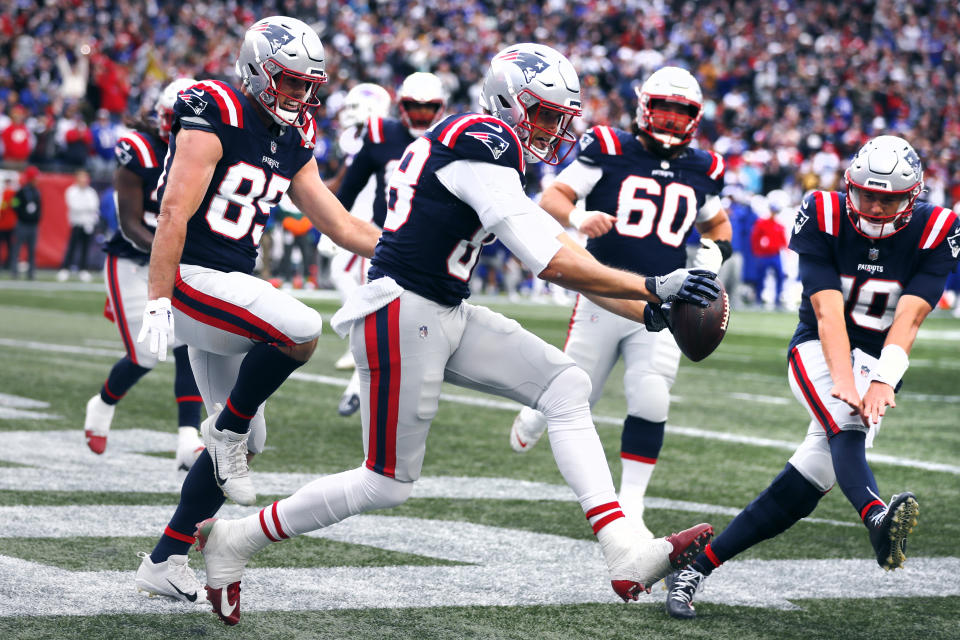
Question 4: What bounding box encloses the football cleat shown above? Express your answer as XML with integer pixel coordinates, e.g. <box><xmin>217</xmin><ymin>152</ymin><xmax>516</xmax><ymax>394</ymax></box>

<box><xmin>664</xmin><ymin>566</ymin><xmax>706</xmax><ymax>619</ymax></box>
<box><xmin>868</xmin><ymin>492</ymin><xmax>919</xmax><ymax>570</ymax></box>
<box><xmin>338</xmin><ymin>392</ymin><xmax>360</xmax><ymax>417</ymax></box>
<box><xmin>135</xmin><ymin>551</ymin><xmax>201</xmax><ymax>603</ymax></box>
<box><xmin>84</xmin><ymin>394</ymin><xmax>115</xmax><ymax>454</ymax></box>
<box><xmin>200</xmin><ymin>406</ymin><xmax>256</xmax><ymax>506</ymax></box>
<box><xmin>334</xmin><ymin>349</ymin><xmax>355</xmax><ymax>370</ymax></box>
<box><xmin>607</xmin><ymin>523</ymin><xmax>713</xmax><ymax>601</ymax></box>
<box><xmin>195</xmin><ymin>518</ymin><xmax>251</xmax><ymax>626</ymax></box>
<box><xmin>509</xmin><ymin>407</ymin><xmax>548</xmax><ymax>453</ymax></box>
<box><xmin>176</xmin><ymin>426</ymin><xmax>205</xmax><ymax>471</ymax></box>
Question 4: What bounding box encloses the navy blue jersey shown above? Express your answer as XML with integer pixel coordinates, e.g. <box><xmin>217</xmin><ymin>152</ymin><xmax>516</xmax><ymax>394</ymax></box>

<box><xmin>337</xmin><ymin>117</ymin><xmax>414</xmax><ymax>228</ymax></box>
<box><xmin>368</xmin><ymin>112</ymin><xmax>525</xmax><ymax>305</ymax></box>
<box><xmin>103</xmin><ymin>129</ymin><xmax>167</xmax><ymax>263</ymax></box>
<box><xmin>157</xmin><ymin>80</ymin><xmax>316</xmax><ymax>274</ymax></box>
<box><xmin>575</xmin><ymin>126</ymin><xmax>724</xmax><ymax>276</ymax></box>
<box><xmin>789</xmin><ymin>190</ymin><xmax>960</xmax><ymax>357</ymax></box>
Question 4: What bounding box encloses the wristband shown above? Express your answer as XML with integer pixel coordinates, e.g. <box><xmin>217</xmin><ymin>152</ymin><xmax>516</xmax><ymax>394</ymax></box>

<box><xmin>568</xmin><ymin>207</ymin><xmax>591</xmax><ymax>231</ymax></box>
<box><xmin>714</xmin><ymin>239</ymin><xmax>733</xmax><ymax>262</ymax></box>
<box><xmin>868</xmin><ymin>344</ymin><xmax>909</xmax><ymax>388</ymax></box>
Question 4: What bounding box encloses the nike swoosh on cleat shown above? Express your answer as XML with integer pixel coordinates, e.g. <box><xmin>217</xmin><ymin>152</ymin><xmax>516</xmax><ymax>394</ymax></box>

<box><xmin>211</xmin><ymin>457</ymin><xmax>228</xmax><ymax>486</ymax></box>
<box><xmin>220</xmin><ymin>589</ymin><xmax>237</xmax><ymax>617</ymax></box>
<box><xmin>167</xmin><ymin>580</ymin><xmax>197</xmax><ymax>602</ymax></box>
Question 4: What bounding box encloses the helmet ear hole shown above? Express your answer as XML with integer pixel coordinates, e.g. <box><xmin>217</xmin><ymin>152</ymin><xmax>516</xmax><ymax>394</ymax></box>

<box><xmin>497</xmin><ymin>95</ymin><xmax>511</xmax><ymax>110</ymax></box>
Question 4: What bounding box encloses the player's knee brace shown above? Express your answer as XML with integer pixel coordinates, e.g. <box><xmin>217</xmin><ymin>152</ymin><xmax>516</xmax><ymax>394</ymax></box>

<box><xmin>537</xmin><ymin>366</ymin><xmax>592</xmax><ymax>431</ymax></box>
<box><xmin>788</xmin><ymin>436</ymin><xmax>836</xmax><ymax>492</ymax></box>
<box><xmin>358</xmin><ymin>466</ymin><xmax>414</xmax><ymax>510</ymax></box>
<box><xmin>624</xmin><ymin>374</ymin><xmax>670</xmax><ymax>423</ymax></box>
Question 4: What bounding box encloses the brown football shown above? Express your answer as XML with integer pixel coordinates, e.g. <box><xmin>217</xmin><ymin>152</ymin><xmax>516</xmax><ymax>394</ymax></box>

<box><xmin>670</xmin><ymin>280</ymin><xmax>730</xmax><ymax>362</ymax></box>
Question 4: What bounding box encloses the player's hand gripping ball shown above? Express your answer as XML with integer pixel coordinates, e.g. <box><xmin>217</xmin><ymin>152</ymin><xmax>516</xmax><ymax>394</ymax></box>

<box><xmin>670</xmin><ymin>279</ymin><xmax>729</xmax><ymax>362</ymax></box>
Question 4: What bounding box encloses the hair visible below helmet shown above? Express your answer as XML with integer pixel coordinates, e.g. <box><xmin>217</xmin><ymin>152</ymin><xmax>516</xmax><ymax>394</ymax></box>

<box><xmin>397</xmin><ymin>72</ymin><xmax>446</xmax><ymax>136</ymax></box>
<box><xmin>479</xmin><ymin>43</ymin><xmax>582</xmax><ymax>165</ymax></box>
<box><xmin>635</xmin><ymin>66</ymin><xmax>703</xmax><ymax>152</ymax></box>
<box><xmin>155</xmin><ymin>77</ymin><xmax>197</xmax><ymax>141</ymax></box>
<box><xmin>844</xmin><ymin>135</ymin><xmax>923</xmax><ymax>239</ymax></box>
<box><xmin>339</xmin><ymin>83</ymin><xmax>391</xmax><ymax>129</ymax></box>
<box><xmin>235</xmin><ymin>16</ymin><xmax>327</xmax><ymax>137</ymax></box>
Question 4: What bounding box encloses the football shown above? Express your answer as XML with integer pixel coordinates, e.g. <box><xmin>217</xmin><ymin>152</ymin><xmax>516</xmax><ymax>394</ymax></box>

<box><xmin>670</xmin><ymin>279</ymin><xmax>730</xmax><ymax>362</ymax></box>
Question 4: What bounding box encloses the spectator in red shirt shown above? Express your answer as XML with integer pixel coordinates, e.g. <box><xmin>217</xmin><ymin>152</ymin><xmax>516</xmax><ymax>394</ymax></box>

<box><xmin>1</xmin><ymin>105</ymin><xmax>33</xmax><ymax>166</ymax></box>
<box><xmin>749</xmin><ymin>195</ymin><xmax>788</xmax><ymax>308</ymax></box>
<box><xmin>0</xmin><ymin>176</ymin><xmax>17</xmax><ymax>270</ymax></box>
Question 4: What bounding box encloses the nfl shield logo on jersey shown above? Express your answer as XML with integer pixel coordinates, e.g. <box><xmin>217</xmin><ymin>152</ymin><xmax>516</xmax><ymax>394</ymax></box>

<box><xmin>419</xmin><ymin>325</ymin><xmax>429</xmax><ymax>339</ymax></box>
<box><xmin>465</xmin><ymin>132</ymin><xmax>509</xmax><ymax>160</ymax></box>
<box><xmin>270</xmin><ymin>140</ymin><xmax>278</xmax><ymax>154</ymax></box>
<box><xmin>868</xmin><ymin>247</ymin><xmax>879</xmax><ymax>261</ymax></box>
<box><xmin>860</xmin><ymin>364</ymin><xmax>871</xmax><ymax>378</ymax></box>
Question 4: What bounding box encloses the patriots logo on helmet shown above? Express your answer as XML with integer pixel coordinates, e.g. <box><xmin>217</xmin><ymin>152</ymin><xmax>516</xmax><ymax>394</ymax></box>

<box><xmin>495</xmin><ymin>50</ymin><xmax>550</xmax><ymax>83</ymax></box>
<box><xmin>253</xmin><ymin>23</ymin><xmax>294</xmax><ymax>55</ymax></box>
<box><xmin>180</xmin><ymin>93</ymin><xmax>208</xmax><ymax>116</ymax></box>
<box><xmin>465</xmin><ymin>131</ymin><xmax>510</xmax><ymax>160</ymax></box>
<box><xmin>947</xmin><ymin>225</ymin><xmax>960</xmax><ymax>259</ymax></box>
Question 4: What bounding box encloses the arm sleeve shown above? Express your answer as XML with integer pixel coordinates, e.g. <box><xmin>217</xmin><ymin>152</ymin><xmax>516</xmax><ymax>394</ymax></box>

<box><xmin>696</xmin><ymin>194</ymin><xmax>722</xmax><ymax>223</ymax></box>
<box><xmin>436</xmin><ymin>160</ymin><xmax>564</xmax><ymax>275</ymax></box>
<box><xmin>553</xmin><ymin>159</ymin><xmax>603</xmax><ymax>200</ymax></box>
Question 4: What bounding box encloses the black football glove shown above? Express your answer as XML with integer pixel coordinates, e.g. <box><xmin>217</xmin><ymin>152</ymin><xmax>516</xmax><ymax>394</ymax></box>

<box><xmin>642</xmin><ymin>302</ymin><xmax>672</xmax><ymax>333</ymax></box>
<box><xmin>645</xmin><ymin>268</ymin><xmax>720</xmax><ymax>307</ymax></box>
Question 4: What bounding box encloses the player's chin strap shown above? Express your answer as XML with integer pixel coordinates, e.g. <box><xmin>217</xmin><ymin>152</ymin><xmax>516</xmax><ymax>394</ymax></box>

<box><xmin>867</xmin><ymin>344</ymin><xmax>909</xmax><ymax>388</ymax></box>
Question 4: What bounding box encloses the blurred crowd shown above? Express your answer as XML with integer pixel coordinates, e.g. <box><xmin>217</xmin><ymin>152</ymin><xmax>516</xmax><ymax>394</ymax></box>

<box><xmin>1</xmin><ymin>0</ymin><xmax>959</xmax><ymax>307</ymax></box>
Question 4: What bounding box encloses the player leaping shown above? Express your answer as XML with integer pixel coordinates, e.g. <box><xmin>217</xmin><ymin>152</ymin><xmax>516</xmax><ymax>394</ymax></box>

<box><xmin>193</xmin><ymin>43</ymin><xmax>720</xmax><ymax>626</ymax></box>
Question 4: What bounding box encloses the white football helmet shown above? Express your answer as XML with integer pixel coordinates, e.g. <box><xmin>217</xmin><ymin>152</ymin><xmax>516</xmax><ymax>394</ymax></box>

<box><xmin>844</xmin><ymin>135</ymin><xmax>923</xmax><ymax>239</ymax></box>
<box><xmin>235</xmin><ymin>16</ymin><xmax>327</xmax><ymax>135</ymax></box>
<box><xmin>338</xmin><ymin>83</ymin><xmax>391</xmax><ymax>130</ymax></box>
<box><xmin>479</xmin><ymin>43</ymin><xmax>582</xmax><ymax>165</ymax></box>
<box><xmin>397</xmin><ymin>72</ymin><xmax>446</xmax><ymax>136</ymax></box>
<box><xmin>635</xmin><ymin>66</ymin><xmax>703</xmax><ymax>152</ymax></box>
<box><xmin>155</xmin><ymin>78</ymin><xmax>197</xmax><ymax>141</ymax></box>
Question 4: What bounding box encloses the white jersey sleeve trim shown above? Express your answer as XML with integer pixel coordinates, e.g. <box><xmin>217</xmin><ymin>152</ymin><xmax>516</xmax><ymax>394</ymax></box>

<box><xmin>554</xmin><ymin>159</ymin><xmax>603</xmax><ymax>200</ymax></box>
<box><xmin>435</xmin><ymin>160</ymin><xmax>563</xmax><ymax>276</ymax></box>
<box><xmin>696</xmin><ymin>194</ymin><xmax>723</xmax><ymax>223</ymax></box>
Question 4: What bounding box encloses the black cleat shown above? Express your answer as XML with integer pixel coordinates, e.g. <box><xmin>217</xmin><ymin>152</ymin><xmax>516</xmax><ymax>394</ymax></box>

<box><xmin>868</xmin><ymin>492</ymin><xmax>919</xmax><ymax>570</ymax></box>
<box><xmin>664</xmin><ymin>566</ymin><xmax>706</xmax><ymax>619</ymax></box>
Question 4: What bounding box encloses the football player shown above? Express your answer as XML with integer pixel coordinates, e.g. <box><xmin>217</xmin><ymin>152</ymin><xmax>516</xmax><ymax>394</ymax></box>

<box><xmin>83</xmin><ymin>78</ymin><xmax>205</xmax><ymax>470</ymax></box>
<box><xmin>133</xmin><ymin>16</ymin><xmax>380</xmax><ymax>603</ymax></box>
<box><xmin>508</xmin><ymin>66</ymin><xmax>732</xmax><ymax>538</ymax></box>
<box><xmin>192</xmin><ymin>43</ymin><xmax>720</xmax><ymax>626</ymax></box>
<box><xmin>332</xmin><ymin>72</ymin><xmax>447</xmax><ymax>417</ymax></box>
<box><xmin>664</xmin><ymin>135</ymin><xmax>960</xmax><ymax>619</ymax></box>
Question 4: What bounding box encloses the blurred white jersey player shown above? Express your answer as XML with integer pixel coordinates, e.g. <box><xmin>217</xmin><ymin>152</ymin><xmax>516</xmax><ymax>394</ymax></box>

<box><xmin>331</xmin><ymin>73</ymin><xmax>447</xmax><ymax>416</ymax></box>
<box><xmin>508</xmin><ymin>66</ymin><xmax>733</xmax><ymax>538</ymax></box>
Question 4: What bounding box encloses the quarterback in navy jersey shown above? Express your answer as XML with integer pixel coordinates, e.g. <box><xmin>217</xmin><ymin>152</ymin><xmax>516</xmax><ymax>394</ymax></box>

<box><xmin>193</xmin><ymin>43</ymin><xmax>721</xmax><ymax>626</ymax></box>
<box><xmin>133</xmin><ymin>17</ymin><xmax>380</xmax><ymax>615</ymax></box>
<box><xmin>332</xmin><ymin>72</ymin><xmax>447</xmax><ymax>417</ymax></box>
<box><xmin>84</xmin><ymin>78</ymin><xmax>204</xmax><ymax>471</ymax></box>
<box><xmin>509</xmin><ymin>66</ymin><xmax>733</xmax><ymax>539</ymax></box>
<box><xmin>664</xmin><ymin>135</ymin><xmax>960</xmax><ymax>620</ymax></box>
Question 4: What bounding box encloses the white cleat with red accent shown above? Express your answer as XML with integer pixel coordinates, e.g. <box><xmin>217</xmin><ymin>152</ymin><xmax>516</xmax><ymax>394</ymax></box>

<box><xmin>195</xmin><ymin>518</ymin><xmax>252</xmax><ymax>626</ymax></box>
<box><xmin>605</xmin><ymin>522</ymin><xmax>713</xmax><ymax>601</ymax></box>
<box><xmin>84</xmin><ymin>394</ymin><xmax>115</xmax><ymax>454</ymax></box>
<box><xmin>509</xmin><ymin>407</ymin><xmax>548</xmax><ymax>453</ymax></box>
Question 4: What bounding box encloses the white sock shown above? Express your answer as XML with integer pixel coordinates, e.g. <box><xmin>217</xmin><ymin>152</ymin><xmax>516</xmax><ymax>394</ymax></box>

<box><xmin>344</xmin><ymin>369</ymin><xmax>361</xmax><ymax>397</ymax></box>
<box><xmin>619</xmin><ymin>457</ymin><xmax>656</xmax><ymax>520</ymax></box>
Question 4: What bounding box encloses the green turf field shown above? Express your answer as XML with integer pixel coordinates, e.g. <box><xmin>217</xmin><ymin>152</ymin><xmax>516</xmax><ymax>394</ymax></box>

<box><xmin>1</xmin><ymin>280</ymin><xmax>958</xmax><ymax>640</ymax></box>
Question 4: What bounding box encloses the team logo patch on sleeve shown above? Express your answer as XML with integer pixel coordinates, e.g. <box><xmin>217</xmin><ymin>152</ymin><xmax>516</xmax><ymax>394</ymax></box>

<box><xmin>948</xmin><ymin>226</ymin><xmax>960</xmax><ymax>258</ymax></box>
<box><xmin>794</xmin><ymin>202</ymin><xmax>810</xmax><ymax>235</ymax></box>
<box><xmin>115</xmin><ymin>141</ymin><xmax>133</xmax><ymax>166</ymax></box>
<box><xmin>579</xmin><ymin>132</ymin><xmax>594</xmax><ymax>151</ymax></box>
<box><xmin>465</xmin><ymin>131</ymin><xmax>510</xmax><ymax>160</ymax></box>
<box><xmin>180</xmin><ymin>90</ymin><xmax>209</xmax><ymax>116</ymax></box>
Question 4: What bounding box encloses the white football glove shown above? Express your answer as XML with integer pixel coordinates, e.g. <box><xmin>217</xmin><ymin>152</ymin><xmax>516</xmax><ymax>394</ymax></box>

<box><xmin>692</xmin><ymin>238</ymin><xmax>724</xmax><ymax>273</ymax></box>
<box><xmin>568</xmin><ymin>206</ymin><xmax>616</xmax><ymax>238</ymax></box>
<box><xmin>137</xmin><ymin>297</ymin><xmax>175</xmax><ymax>361</ymax></box>
<box><xmin>317</xmin><ymin>233</ymin><xmax>342</xmax><ymax>259</ymax></box>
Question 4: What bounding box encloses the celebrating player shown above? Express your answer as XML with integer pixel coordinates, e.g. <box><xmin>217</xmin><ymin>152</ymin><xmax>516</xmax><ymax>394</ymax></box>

<box><xmin>193</xmin><ymin>43</ymin><xmax>720</xmax><ymax>626</ymax></box>
<box><xmin>664</xmin><ymin>135</ymin><xmax>960</xmax><ymax>619</ymax></box>
<box><xmin>133</xmin><ymin>16</ymin><xmax>380</xmax><ymax>602</ymax></box>
<box><xmin>83</xmin><ymin>78</ymin><xmax>205</xmax><ymax>470</ymax></box>
<box><xmin>331</xmin><ymin>71</ymin><xmax>447</xmax><ymax>417</ymax></box>
<box><xmin>507</xmin><ymin>66</ymin><xmax>732</xmax><ymax>538</ymax></box>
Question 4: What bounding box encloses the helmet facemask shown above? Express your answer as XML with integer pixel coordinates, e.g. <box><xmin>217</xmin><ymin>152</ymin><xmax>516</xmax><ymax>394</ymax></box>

<box><xmin>845</xmin><ymin>173</ymin><xmax>920</xmax><ymax>239</ymax></box>
<box><xmin>638</xmin><ymin>95</ymin><xmax>701</xmax><ymax>152</ymax></box>
<box><xmin>515</xmin><ymin>91</ymin><xmax>579</xmax><ymax>165</ymax></box>
<box><xmin>257</xmin><ymin>59</ymin><xmax>326</xmax><ymax>130</ymax></box>
<box><xmin>398</xmin><ymin>72</ymin><xmax>446</xmax><ymax>136</ymax></box>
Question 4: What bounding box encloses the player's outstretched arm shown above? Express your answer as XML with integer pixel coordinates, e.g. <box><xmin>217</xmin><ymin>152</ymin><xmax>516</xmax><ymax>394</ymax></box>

<box><xmin>147</xmin><ymin>128</ymin><xmax>222</xmax><ymax>301</ymax></box>
<box><xmin>861</xmin><ymin>295</ymin><xmax>931</xmax><ymax>425</ymax></box>
<box><xmin>810</xmin><ymin>289</ymin><xmax>860</xmax><ymax>414</ymax></box>
<box><xmin>288</xmin><ymin>156</ymin><xmax>380</xmax><ymax>259</ymax></box>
